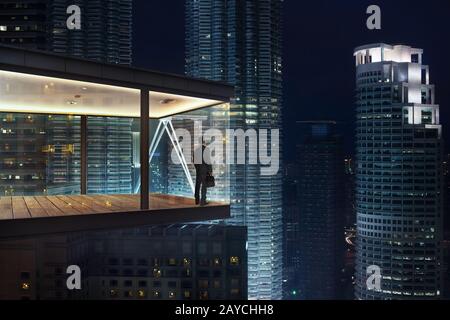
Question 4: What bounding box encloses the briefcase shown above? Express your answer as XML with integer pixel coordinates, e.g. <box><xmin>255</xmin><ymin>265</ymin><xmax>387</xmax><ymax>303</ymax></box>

<box><xmin>206</xmin><ymin>175</ymin><xmax>215</xmax><ymax>188</ymax></box>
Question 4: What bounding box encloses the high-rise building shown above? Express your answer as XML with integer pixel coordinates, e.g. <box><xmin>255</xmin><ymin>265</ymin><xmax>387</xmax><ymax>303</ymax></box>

<box><xmin>67</xmin><ymin>225</ymin><xmax>247</xmax><ymax>300</ymax></box>
<box><xmin>354</xmin><ymin>44</ymin><xmax>443</xmax><ymax>299</ymax></box>
<box><xmin>185</xmin><ymin>0</ymin><xmax>283</xmax><ymax>299</ymax></box>
<box><xmin>0</xmin><ymin>234</ymin><xmax>69</xmax><ymax>300</ymax></box>
<box><xmin>0</xmin><ymin>1</ymin><xmax>47</xmax><ymax>49</ymax></box>
<box><xmin>0</xmin><ymin>0</ymin><xmax>134</xmax><ymax>196</ymax></box>
<box><xmin>295</xmin><ymin>121</ymin><xmax>344</xmax><ymax>299</ymax></box>
<box><xmin>282</xmin><ymin>163</ymin><xmax>300</xmax><ymax>299</ymax></box>
<box><xmin>0</xmin><ymin>224</ymin><xmax>247</xmax><ymax>300</ymax></box>
<box><xmin>0</xmin><ymin>0</ymin><xmax>132</xmax><ymax>64</ymax></box>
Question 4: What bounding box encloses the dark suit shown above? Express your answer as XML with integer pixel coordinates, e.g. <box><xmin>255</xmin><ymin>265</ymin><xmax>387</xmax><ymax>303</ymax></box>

<box><xmin>194</xmin><ymin>145</ymin><xmax>212</xmax><ymax>204</ymax></box>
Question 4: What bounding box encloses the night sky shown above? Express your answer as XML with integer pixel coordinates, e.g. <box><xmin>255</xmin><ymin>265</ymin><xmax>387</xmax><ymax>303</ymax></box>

<box><xmin>133</xmin><ymin>0</ymin><xmax>450</xmax><ymax>161</ymax></box>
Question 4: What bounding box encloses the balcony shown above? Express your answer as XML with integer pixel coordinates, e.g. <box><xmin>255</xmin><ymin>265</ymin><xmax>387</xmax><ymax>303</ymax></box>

<box><xmin>0</xmin><ymin>45</ymin><xmax>233</xmax><ymax>238</ymax></box>
<box><xmin>0</xmin><ymin>194</ymin><xmax>229</xmax><ymax>238</ymax></box>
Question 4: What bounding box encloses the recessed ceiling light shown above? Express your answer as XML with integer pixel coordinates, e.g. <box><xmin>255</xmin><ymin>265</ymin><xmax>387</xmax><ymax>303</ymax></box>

<box><xmin>160</xmin><ymin>98</ymin><xmax>176</xmax><ymax>105</ymax></box>
<box><xmin>67</xmin><ymin>100</ymin><xmax>77</xmax><ymax>105</ymax></box>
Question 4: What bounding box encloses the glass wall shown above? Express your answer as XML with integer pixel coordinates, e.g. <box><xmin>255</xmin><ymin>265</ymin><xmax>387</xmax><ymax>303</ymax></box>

<box><xmin>87</xmin><ymin>117</ymin><xmax>138</xmax><ymax>195</ymax></box>
<box><xmin>0</xmin><ymin>113</ymin><xmax>80</xmax><ymax>196</ymax></box>
<box><xmin>166</xmin><ymin>103</ymin><xmax>230</xmax><ymax>203</ymax></box>
<box><xmin>0</xmin><ymin>104</ymin><xmax>230</xmax><ymax>205</ymax></box>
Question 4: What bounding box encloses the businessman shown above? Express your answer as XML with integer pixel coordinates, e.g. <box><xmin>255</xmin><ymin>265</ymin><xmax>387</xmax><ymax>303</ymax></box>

<box><xmin>194</xmin><ymin>142</ymin><xmax>212</xmax><ymax>206</ymax></box>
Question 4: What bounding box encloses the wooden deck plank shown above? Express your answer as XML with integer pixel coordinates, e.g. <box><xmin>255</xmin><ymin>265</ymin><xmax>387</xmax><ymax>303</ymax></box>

<box><xmin>23</xmin><ymin>197</ymin><xmax>48</xmax><ymax>218</ymax></box>
<box><xmin>46</xmin><ymin>196</ymin><xmax>81</xmax><ymax>215</ymax></box>
<box><xmin>82</xmin><ymin>195</ymin><xmax>124</xmax><ymax>212</ymax></box>
<box><xmin>105</xmin><ymin>194</ymin><xmax>139</xmax><ymax>203</ymax></box>
<box><xmin>55</xmin><ymin>195</ymin><xmax>93</xmax><ymax>215</ymax></box>
<box><xmin>86</xmin><ymin>194</ymin><xmax>129</xmax><ymax>209</ymax></box>
<box><xmin>96</xmin><ymin>194</ymin><xmax>139</xmax><ymax>210</ymax></box>
<box><xmin>56</xmin><ymin>196</ymin><xmax>97</xmax><ymax>214</ymax></box>
<box><xmin>67</xmin><ymin>195</ymin><xmax>113</xmax><ymax>213</ymax></box>
<box><xmin>0</xmin><ymin>197</ymin><xmax>13</xmax><ymax>220</ymax></box>
<box><xmin>34</xmin><ymin>196</ymin><xmax>64</xmax><ymax>217</ymax></box>
<box><xmin>119</xmin><ymin>194</ymin><xmax>192</xmax><ymax>209</ymax></box>
<box><xmin>67</xmin><ymin>195</ymin><xmax>120</xmax><ymax>213</ymax></box>
<box><xmin>11</xmin><ymin>197</ymin><xmax>31</xmax><ymax>219</ymax></box>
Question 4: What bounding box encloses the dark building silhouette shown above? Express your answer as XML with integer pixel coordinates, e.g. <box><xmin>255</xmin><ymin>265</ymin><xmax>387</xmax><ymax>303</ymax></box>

<box><xmin>0</xmin><ymin>234</ymin><xmax>68</xmax><ymax>300</ymax></box>
<box><xmin>0</xmin><ymin>0</ymin><xmax>132</xmax><ymax>64</ymax></box>
<box><xmin>296</xmin><ymin>121</ymin><xmax>345</xmax><ymax>299</ymax></box>
<box><xmin>0</xmin><ymin>225</ymin><xmax>247</xmax><ymax>300</ymax></box>
<box><xmin>282</xmin><ymin>163</ymin><xmax>300</xmax><ymax>299</ymax></box>
<box><xmin>67</xmin><ymin>225</ymin><xmax>247</xmax><ymax>300</ymax></box>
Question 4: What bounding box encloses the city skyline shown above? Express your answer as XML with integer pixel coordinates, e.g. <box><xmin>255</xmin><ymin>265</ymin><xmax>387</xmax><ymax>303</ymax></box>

<box><xmin>134</xmin><ymin>0</ymin><xmax>450</xmax><ymax>159</ymax></box>
<box><xmin>0</xmin><ymin>0</ymin><xmax>450</xmax><ymax>303</ymax></box>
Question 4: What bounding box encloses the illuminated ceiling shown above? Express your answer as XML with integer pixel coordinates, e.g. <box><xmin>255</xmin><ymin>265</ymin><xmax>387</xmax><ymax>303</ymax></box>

<box><xmin>0</xmin><ymin>70</ymin><xmax>222</xmax><ymax>118</ymax></box>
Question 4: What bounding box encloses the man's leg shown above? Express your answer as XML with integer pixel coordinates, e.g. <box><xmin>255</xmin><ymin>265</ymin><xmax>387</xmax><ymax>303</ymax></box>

<box><xmin>195</xmin><ymin>174</ymin><xmax>201</xmax><ymax>204</ymax></box>
<box><xmin>200</xmin><ymin>178</ymin><xmax>207</xmax><ymax>205</ymax></box>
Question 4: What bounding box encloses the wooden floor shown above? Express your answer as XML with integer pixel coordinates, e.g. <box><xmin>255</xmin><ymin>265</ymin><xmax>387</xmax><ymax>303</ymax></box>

<box><xmin>0</xmin><ymin>193</ymin><xmax>221</xmax><ymax>220</ymax></box>
<box><xmin>0</xmin><ymin>194</ymin><xmax>229</xmax><ymax>238</ymax></box>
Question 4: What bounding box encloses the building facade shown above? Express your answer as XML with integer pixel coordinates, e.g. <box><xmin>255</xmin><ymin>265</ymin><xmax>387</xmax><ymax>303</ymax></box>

<box><xmin>0</xmin><ymin>0</ymin><xmax>132</xmax><ymax>64</ymax></box>
<box><xmin>0</xmin><ymin>0</ymin><xmax>134</xmax><ymax>196</ymax></box>
<box><xmin>0</xmin><ymin>234</ymin><xmax>68</xmax><ymax>300</ymax></box>
<box><xmin>0</xmin><ymin>1</ymin><xmax>47</xmax><ymax>49</ymax></box>
<box><xmin>185</xmin><ymin>0</ymin><xmax>283</xmax><ymax>299</ymax></box>
<box><xmin>67</xmin><ymin>225</ymin><xmax>247</xmax><ymax>300</ymax></box>
<box><xmin>282</xmin><ymin>163</ymin><xmax>300</xmax><ymax>299</ymax></box>
<box><xmin>354</xmin><ymin>44</ymin><xmax>443</xmax><ymax>299</ymax></box>
<box><xmin>295</xmin><ymin>121</ymin><xmax>344</xmax><ymax>299</ymax></box>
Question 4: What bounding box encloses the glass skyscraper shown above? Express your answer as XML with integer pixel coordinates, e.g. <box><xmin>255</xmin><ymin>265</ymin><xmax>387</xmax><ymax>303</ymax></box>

<box><xmin>354</xmin><ymin>44</ymin><xmax>443</xmax><ymax>299</ymax></box>
<box><xmin>0</xmin><ymin>0</ymin><xmax>132</xmax><ymax>64</ymax></box>
<box><xmin>185</xmin><ymin>0</ymin><xmax>283</xmax><ymax>299</ymax></box>
<box><xmin>0</xmin><ymin>0</ymin><xmax>134</xmax><ymax>196</ymax></box>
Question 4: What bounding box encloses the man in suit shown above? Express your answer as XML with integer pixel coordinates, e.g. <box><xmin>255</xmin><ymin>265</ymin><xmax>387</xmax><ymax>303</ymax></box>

<box><xmin>194</xmin><ymin>142</ymin><xmax>212</xmax><ymax>206</ymax></box>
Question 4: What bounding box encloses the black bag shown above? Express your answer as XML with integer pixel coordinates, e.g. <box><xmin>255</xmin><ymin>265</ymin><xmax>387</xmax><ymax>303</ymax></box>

<box><xmin>205</xmin><ymin>174</ymin><xmax>215</xmax><ymax>188</ymax></box>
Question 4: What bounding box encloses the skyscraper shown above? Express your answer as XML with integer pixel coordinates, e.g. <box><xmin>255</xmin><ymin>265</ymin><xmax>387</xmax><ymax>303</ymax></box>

<box><xmin>0</xmin><ymin>0</ymin><xmax>133</xmax><ymax>196</ymax></box>
<box><xmin>0</xmin><ymin>1</ymin><xmax>47</xmax><ymax>49</ymax></box>
<box><xmin>295</xmin><ymin>121</ymin><xmax>344</xmax><ymax>299</ymax></box>
<box><xmin>185</xmin><ymin>0</ymin><xmax>283</xmax><ymax>299</ymax></box>
<box><xmin>354</xmin><ymin>44</ymin><xmax>443</xmax><ymax>299</ymax></box>
<box><xmin>67</xmin><ymin>225</ymin><xmax>247</xmax><ymax>300</ymax></box>
<box><xmin>282</xmin><ymin>162</ymin><xmax>300</xmax><ymax>299</ymax></box>
<box><xmin>0</xmin><ymin>0</ymin><xmax>132</xmax><ymax>64</ymax></box>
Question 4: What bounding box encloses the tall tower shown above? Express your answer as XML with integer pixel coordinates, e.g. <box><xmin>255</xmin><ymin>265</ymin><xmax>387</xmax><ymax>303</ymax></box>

<box><xmin>354</xmin><ymin>44</ymin><xmax>443</xmax><ymax>299</ymax></box>
<box><xmin>185</xmin><ymin>0</ymin><xmax>283</xmax><ymax>299</ymax></box>
<box><xmin>0</xmin><ymin>0</ymin><xmax>132</xmax><ymax>64</ymax></box>
<box><xmin>295</xmin><ymin>121</ymin><xmax>344</xmax><ymax>299</ymax></box>
<box><xmin>46</xmin><ymin>0</ymin><xmax>132</xmax><ymax>64</ymax></box>
<box><xmin>0</xmin><ymin>0</ymin><xmax>133</xmax><ymax>196</ymax></box>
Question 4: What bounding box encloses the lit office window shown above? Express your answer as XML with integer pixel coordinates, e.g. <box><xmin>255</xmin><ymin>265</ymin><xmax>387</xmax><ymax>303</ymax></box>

<box><xmin>229</xmin><ymin>256</ymin><xmax>239</xmax><ymax>265</ymax></box>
